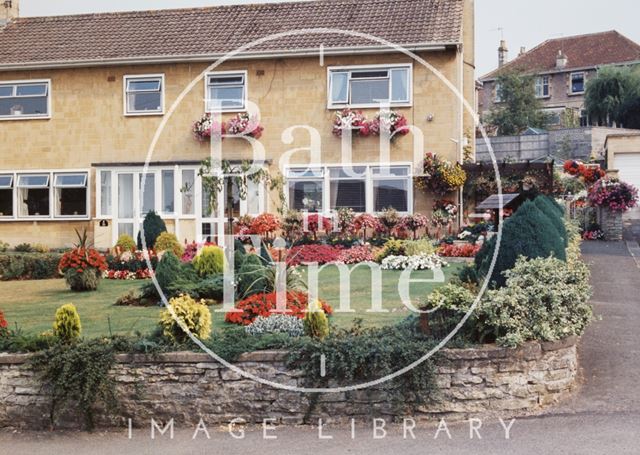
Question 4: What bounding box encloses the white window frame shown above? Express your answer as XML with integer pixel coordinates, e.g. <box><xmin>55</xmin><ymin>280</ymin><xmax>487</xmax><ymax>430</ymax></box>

<box><xmin>494</xmin><ymin>82</ymin><xmax>503</xmax><ymax>103</ymax></box>
<box><xmin>286</xmin><ymin>167</ymin><xmax>325</xmax><ymax>213</ymax></box>
<box><xmin>371</xmin><ymin>166</ymin><xmax>412</xmax><ymax>213</ymax></box>
<box><xmin>327</xmin><ymin>63</ymin><xmax>413</xmax><ymax>109</ymax></box>
<box><xmin>204</xmin><ymin>70</ymin><xmax>248</xmax><ymax>113</ymax></box>
<box><xmin>0</xmin><ymin>169</ymin><xmax>90</xmax><ymax>221</ymax></box>
<box><xmin>0</xmin><ymin>79</ymin><xmax>52</xmax><ymax>121</ymax></box>
<box><xmin>53</xmin><ymin>172</ymin><xmax>89</xmax><ymax>219</ymax></box>
<box><xmin>535</xmin><ymin>75</ymin><xmax>550</xmax><ymax>98</ymax></box>
<box><xmin>123</xmin><ymin>74</ymin><xmax>165</xmax><ymax>116</ymax></box>
<box><xmin>0</xmin><ymin>174</ymin><xmax>14</xmax><ymax>218</ymax></box>
<box><xmin>570</xmin><ymin>72</ymin><xmax>586</xmax><ymax>95</ymax></box>
<box><xmin>285</xmin><ymin>163</ymin><xmax>413</xmax><ymax>216</ymax></box>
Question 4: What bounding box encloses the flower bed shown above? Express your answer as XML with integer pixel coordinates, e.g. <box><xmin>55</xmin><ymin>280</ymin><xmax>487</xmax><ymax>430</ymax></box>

<box><xmin>225</xmin><ymin>291</ymin><xmax>333</xmax><ymax>325</ymax></box>
<box><xmin>104</xmin><ymin>250</ymin><xmax>158</xmax><ymax>280</ymax></box>
<box><xmin>285</xmin><ymin>244</ymin><xmax>342</xmax><ymax>267</ymax></box>
<box><xmin>438</xmin><ymin>243</ymin><xmax>481</xmax><ymax>258</ymax></box>
<box><xmin>380</xmin><ymin>254</ymin><xmax>448</xmax><ymax>271</ymax></box>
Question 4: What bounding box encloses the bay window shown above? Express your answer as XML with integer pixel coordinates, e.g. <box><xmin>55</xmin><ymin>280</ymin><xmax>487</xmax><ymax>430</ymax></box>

<box><xmin>206</xmin><ymin>71</ymin><xmax>247</xmax><ymax>112</ymax></box>
<box><xmin>0</xmin><ymin>175</ymin><xmax>13</xmax><ymax>217</ymax></box>
<box><xmin>54</xmin><ymin>173</ymin><xmax>87</xmax><ymax>217</ymax></box>
<box><xmin>329</xmin><ymin>166</ymin><xmax>366</xmax><ymax>212</ymax></box>
<box><xmin>328</xmin><ymin>64</ymin><xmax>412</xmax><ymax>108</ymax></box>
<box><xmin>287</xmin><ymin>168</ymin><xmax>324</xmax><ymax>213</ymax></box>
<box><xmin>0</xmin><ymin>80</ymin><xmax>50</xmax><ymax>119</ymax></box>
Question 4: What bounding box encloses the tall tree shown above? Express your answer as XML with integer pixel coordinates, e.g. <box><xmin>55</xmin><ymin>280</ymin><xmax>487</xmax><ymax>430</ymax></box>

<box><xmin>585</xmin><ymin>66</ymin><xmax>640</xmax><ymax>128</ymax></box>
<box><xmin>487</xmin><ymin>72</ymin><xmax>550</xmax><ymax>136</ymax></box>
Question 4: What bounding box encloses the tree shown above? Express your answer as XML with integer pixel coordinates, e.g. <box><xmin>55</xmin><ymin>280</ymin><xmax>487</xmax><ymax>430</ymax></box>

<box><xmin>137</xmin><ymin>210</ymin><xmax>167</xmax><ymax>250</ymax></box>
<box><xmin>487</xmin><ymin>72</ymin><xmax>550</xmax><ymax>136</ymax></box>
<box><xmin>585</xmin><ymin>66</ymin><xmax>640</xmax><ymax>128</ymax></box>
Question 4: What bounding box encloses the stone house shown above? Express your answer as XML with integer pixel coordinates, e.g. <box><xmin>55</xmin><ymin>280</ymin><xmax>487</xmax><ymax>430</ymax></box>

<box><xmin>479</xmin><ymin>31</ymin><xmax>640</xmax><ymax>128</ymax></box>
<box><xmin>0</xmin><ymin>0</ymin><xmax>475</xmax><ymax>249</ymax></box>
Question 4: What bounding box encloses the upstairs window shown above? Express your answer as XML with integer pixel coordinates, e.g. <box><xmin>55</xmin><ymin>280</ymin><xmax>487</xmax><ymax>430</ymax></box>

<box><xmin>124</xmin><ymin>75</ymin><xmax>164</xmax><ymax>115</ymax></box>
<box><xmin>328</xmin><ymin>65</ymin><xmax>411</xmax><ymax>108</ymax></box>
<box><xmin>535</xmin><ymin>76</ymin><xmax>550</xmax><ymax>98</ymax></box>
<box><xmin>494</xmin><ymin>82</ymin><xmax>503</xmax><ymax>103</ymax></box>
<box><xmin>0</xmin><ymin>80</ymin><xmax>50</xmax><ymax>119</ymax></box>
<box><xmin>0</xmin><ymin>175</ymin><xmax>13</xmax><ymax>217</ymax></box>
<box><xmin>54</xmin><ymin>173</ymin><xmax>88</xmax><ymax>217</ymax></box>
<box><xmin>206</xmin><ymin>72</ymin><xmax>247</xmax><ymax>112</ymax></box>
<box><xmin>570</xmin><ymin>72</ymin><xmax>585</xmax><ymax>94</ymax></box>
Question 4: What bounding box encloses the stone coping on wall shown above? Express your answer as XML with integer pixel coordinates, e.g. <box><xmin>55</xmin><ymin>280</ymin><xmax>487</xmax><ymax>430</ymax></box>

<box><xmin>0</xmin><ymin>337</ymin><xmax>579</xmax><ymax>428</ymax></box>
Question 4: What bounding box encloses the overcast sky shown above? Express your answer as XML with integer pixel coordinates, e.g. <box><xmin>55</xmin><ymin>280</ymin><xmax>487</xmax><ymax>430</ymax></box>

<box><xmin>17</xmin><ymin>0</ymin><xmax>640</xmax><ymax>76</ymax></box>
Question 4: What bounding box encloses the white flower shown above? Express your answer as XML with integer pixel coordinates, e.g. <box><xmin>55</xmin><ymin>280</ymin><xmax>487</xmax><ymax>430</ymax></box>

<box><xmin>381</xmin><ymin>254</ymin><xmax>448</xmax><ymax>270</ymax></box>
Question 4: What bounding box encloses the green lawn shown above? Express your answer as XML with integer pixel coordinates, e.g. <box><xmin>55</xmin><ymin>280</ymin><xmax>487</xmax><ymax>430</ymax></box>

<box><xmin>1</xmin><ymin>263</ymin><xmax>463</xmax><ymax>338</ymax></box>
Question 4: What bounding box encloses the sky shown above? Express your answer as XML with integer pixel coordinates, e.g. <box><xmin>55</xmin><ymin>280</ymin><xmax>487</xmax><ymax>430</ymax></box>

<box><xmin>17</xmin><ymin>0</ymin><xmax>640</xmax><ymax>77</ymax></box>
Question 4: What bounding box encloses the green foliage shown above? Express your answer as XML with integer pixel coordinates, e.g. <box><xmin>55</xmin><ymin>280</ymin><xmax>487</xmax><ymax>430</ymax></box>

<box><xmin>64</xmin><ymin>268</ymin><xmax>100</xmax><ymax>292</ymax></box>
<box><xmin>476</xmin><ymin>200</ymin><xmax>566</xmax><ymax>287</ymax></box>
<box><xmin>480</xmin><ymin>256</ymin><xmax>593</xmax><ymax>347</ymax></box>
<box><xmin>115</xmin><ymin>234</ymin><xmax>136</xmax><ymax>252</ymax></box>
<box><xmin>0</xmin><ymin>241</ymin><xmax>8</xmax><ymax>252</ymax></box>
<box><xmin>136</xmin><ymin>211</ymin><xmax>167</xmax><ymax>250</ymax></box>
<box><xmin>31</xmin><ymin>339</ymin><xmax>118</xmax><ymax>430</ymax></box>
<box><xmin>52</xmin><ymin>304</ymin><xmax>82</xmax><ymax>343</ymax></box>
<box><xmin>159</xmin><ymin>294</ymin><xmax>212</xmax><ymax>343</ymax></box>
<box><xmin>14</xmin><ymin>243</ymin><xmax>33</xmax><ymax>253</ymax></box>
<box><xmin>533</xmin><ymin>196</ymin><xmax>567</xmax><ymax>246</ymax></box>
<box><xmin>303</xmin><ymin>300</ymin><xmax>329</xmax><ymax>340</ymax></box>
<box><xmin>193</xmin><ymin>245</ymin><xmax>224</xmax><ymax>276</ymax></box>
<box><xmin>487</xmin><ymin>71</ymin><xmax>551</xmax><ymax>135</ymax></box>
<box><xmin>403</xmin><ymin>239</ymin><xmax>436</xmax><ymax>256</ymax></box>
<box><xmin>585</xmin><ymin>65</ymin><xmax>640</xmax><ymax>128</ymax></box>
<box><xmin>153</xmin><ymin>251</ymin><xmax>182</xmax><ymax>296</ymax></box>
<box><xmin>233</xmin><ymin>239</ymin><xmax>247</xmax><ymax>272</ymax></box>
<box><xmin>154</xmin><ymin>232</ymin><xmax>184</xmax><ymax>257</ymax></box>
<box><xmin>236</xmin><ymin>254</ymin><xmax>270</xmax><ymax>299</ymax></box>
<box><xmin>32</xmin><ymin>243</ymin><xmax>50</xmax><ymax>253</ymax></box>
<box><xmin>374</xmin><ymin>239</ymin><xmax>406</xmax><ymax>262</ymax></box>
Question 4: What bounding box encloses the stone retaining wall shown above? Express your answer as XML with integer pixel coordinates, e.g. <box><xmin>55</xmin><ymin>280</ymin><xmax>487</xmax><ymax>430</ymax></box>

<box><xmin>0</xmin><ymin>337</ymin><xmax>578</xmax><ymax>429</ymax></box>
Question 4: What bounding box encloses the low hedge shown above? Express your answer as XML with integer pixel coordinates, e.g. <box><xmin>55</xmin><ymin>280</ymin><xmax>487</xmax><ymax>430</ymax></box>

<box><xmin>0</xmin><ymin>253</ymin><xmax>63</xmax><ymax>280</ymax></box>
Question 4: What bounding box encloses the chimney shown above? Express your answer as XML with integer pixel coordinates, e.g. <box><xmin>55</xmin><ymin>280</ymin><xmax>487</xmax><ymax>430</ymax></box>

<box><xmin>556</xmin><ymin>50</ymin><xmax>568</xmax><ymax>70</ymax></box>
<box><xmin>0</xmin><ymin>0</ymin><xmax>18</xmax><ymax>26</ymax></box>
<box><xmin>519</xmin><ymin>46</ymin><xmax>526</xmax><ymax>56</ymax></box>
<box><xmin>498</xmin><ymin>39</ymin><xmax>509</xmax><ymax>67</ymax></box>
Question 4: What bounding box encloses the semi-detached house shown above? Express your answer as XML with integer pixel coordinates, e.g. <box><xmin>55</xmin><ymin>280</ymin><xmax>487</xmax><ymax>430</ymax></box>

<box><xmin>0</xmin><ymin>0</ymin><xmax>475</xmax><ymax>249</ymax></box>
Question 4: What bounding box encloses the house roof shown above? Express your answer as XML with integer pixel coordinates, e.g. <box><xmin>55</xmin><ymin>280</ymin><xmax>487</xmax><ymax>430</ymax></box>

<box><xmin>0</xmin><ymin>0</ymin><xmax>464</xmax><ymax>69</ymax></box>
<box><xmin>481</xmin><ymin>30</ymin><xmax>640</xmax><ymax>81</ymax></box>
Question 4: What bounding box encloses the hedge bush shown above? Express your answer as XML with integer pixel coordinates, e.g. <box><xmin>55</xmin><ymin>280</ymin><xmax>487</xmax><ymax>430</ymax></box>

<box><xmin>0</xmin><ymin>253</ymin><xmax>62</xmax><ymax>280</ymax></box>
<box><xmin>475</xmin><ymin>200</ymin><xmax>566</xmax><ymax>287</ymax></box>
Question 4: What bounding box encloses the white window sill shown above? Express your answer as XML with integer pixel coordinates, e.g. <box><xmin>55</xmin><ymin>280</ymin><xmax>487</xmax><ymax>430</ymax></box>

<box><xmin>568</xmin><ymin>92</ymin><xmax>585</xmax><ymax>96</ymax></box>
<box><xmin>328</xmin><ymin>103</ymin><xmax>412</xmax><ymax>110</ymax></box>
<box><xmin>124</xmin><ymin>111</ymin><xmax>164</xmax><ymax>117</ymax></box>
<box><xmin>0</xmin><ymin>115</ymin><xmax>51</xmax><ymax>121</ymax></box>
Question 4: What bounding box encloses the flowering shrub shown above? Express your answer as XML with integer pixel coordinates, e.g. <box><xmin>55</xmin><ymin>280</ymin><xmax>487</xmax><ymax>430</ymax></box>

<box><xmin>225</xmin><ymin>291</ymin><xmax>333</xmax><ymax>326</ymax></box>
<box><xmin>563</xmin><ymin>160</ymin><xmax>606</xmax><ymax>184</ymax></box>
<box><xmin>582</xmin><ymin>229</ymin><xmax>605</xmax><ymax>241</ymax></box>
<box><xmin>245</xmin><ymin>314</ymin><xmax>305</xmax><ymax>337</ymax></box>
<box><xmin>416</xmin><ymin>153</ymin><xmax>467</xmax><ymax>195</ymax></box>
<box><xmin>226</xmin><ymin>113</ymin><xmax>264</xmax><ymax>139</ymax></box>
<box><xmin>332</xmin><ymin>109</ymin><xmax>370</xmax><ymax>137</ymax></box>
<box><xmin>336</xmin><ymin>207</ymin><xmax>356</xmax><ymax>235</ymax></box>
<box><xmin>438</xmin><ymin>243</ymin><xmax>481</xmax><ymax>258</ymax></box>
<box><xmin>105</xmin><ymin>249</ymin><xmax>158</xmax><ymax>277</ymax></box>
<box><xmin>0</xmin><ymin>310</ymin><xmax>8</xmax><ymax>336</ymax></box>
<box><xmin>180</xmin><ymin>241</ymin><xmax>216</xmax><ymax>263</ymax></box>
<box><xmin>380</xmin><ymin>254</ymin><xmax>448</xmax><ymax>270</ymax></box>
<box><xmin>59</xmin><ymin>248</ymin><xmax>108</xmax><ymax>291</ymax></box>
<box><xmin>251</xmin><ymin>213</ymin><xmax>281</xmax><ymax>237</ymax></box>
<box><xmin>286</xmin><ymin>244</ymin><xmax>342</xmax><ymax>267</ymax></box>
<box><xmin>353</xmin><ymin>214</ymin><xmax>382</xmax><ymax>239</ymax></box>
<box><xmin>400</xmin><ymin>213</ymin><xmax>429</xmax><ymax>239</ymax></box>
<box><xmin>369</xmin><ymin>111</ymin><xmax>409</xmax><ymax>139</ymax></box>
<box><xmin>103</xmin><ymin>269</ymin><xmax>153</xmax><ymax>280</ymax></box>
<box><xmin>588</xmin><ymin>177</ymin><xmax>638</xmax><ymax>212</ymax></box>
<box><xmin>192</xmin><ymin>113</ymin><xmax>226</xmax><ymax>142</ymax></box>
<box><xmin>303</xmin><ymin>213</ymin><xmax>334</xmax><ymax>239</ymax></box>
<box><xmin>234</xmin><ymin>215</ymin><xmax>255</xmax><ymax>241</ymax></box>
<box><xmin>336</xmin><ymin>245</ymin><xmax>374</xmax><ymax>264</ymax></box>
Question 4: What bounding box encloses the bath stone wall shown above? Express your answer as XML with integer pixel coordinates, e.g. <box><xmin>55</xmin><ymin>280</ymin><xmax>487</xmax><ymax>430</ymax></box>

<box><xmin>0</xmin><ymin>337</ymin><xmax>578</xmax><ymax>429</ymax></box>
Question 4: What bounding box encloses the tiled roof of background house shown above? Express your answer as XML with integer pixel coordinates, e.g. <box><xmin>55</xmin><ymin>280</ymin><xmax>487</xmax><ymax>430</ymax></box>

<box><xmin>481</xmin><ymin>30</ymin><xmax>640</xmax><ymax>80</ymax></box>
<box><xmin>0</xmin><ymin>0</ymin><xmax>464</xmax><ymax>68</ymax></box>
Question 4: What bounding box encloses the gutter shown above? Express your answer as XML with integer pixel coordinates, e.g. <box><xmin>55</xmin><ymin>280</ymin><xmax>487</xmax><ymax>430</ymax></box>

<box><xmin>0</xmin><ymin>43</ymin><xmax>456</xmax><ymax>72</ymax></box>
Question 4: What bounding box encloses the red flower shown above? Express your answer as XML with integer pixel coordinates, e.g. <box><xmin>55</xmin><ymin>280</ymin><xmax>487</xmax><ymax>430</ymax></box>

<box><xmin>225</xmin><ymin>291</ymin><xmax>332</xmax><ymax>325</ymax></box>
<box><xmin>284</xmin><ymin>244</ymin><xmax>342</xmax><ymax>267</ymax></box>
<box><xmin>250</xmin><ymin>213</ymin><xmax>281</xmax><ymax>236</ymax></box>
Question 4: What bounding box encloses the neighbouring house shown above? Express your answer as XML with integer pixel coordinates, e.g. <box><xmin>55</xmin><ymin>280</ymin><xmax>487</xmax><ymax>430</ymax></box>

<box><xmin>605</xmin><ymin>132</ymin><xmax>640</xmax><ymax>191</ymax></box>
<box><xmin>479</xmin><ymin>31</ymin><xmax>640</xmax><ymax>128</ymax></box>
<box><xmin>0</xmin><ymin>0</ymin><xmax>476</xmax><ymax>249</ymax></box>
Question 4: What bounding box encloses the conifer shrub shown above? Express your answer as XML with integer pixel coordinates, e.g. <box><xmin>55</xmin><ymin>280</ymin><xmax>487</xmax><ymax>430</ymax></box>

<box><xmin>533</xmin><ymin>196</ymin><xmax>567</xmax><ymax>246</ymax></box>
<box><xmin>52</xmin><ymin>304</ymin><xmax>82</xmax><ymax>342</ymax></box>
<box><xmin>137</xmin><ymin>211</ymin><xmax>167</xmax><ymax>250</ymax></box>
<box><xmin>159</xmin><ymin>294</ymin><xmax>212</xmax><ymax>343</ymax></box>
<box><xmin>154</xmin><ymin>251</ymin><xmax>182</xmax><ymax>295</ymax></box>
<box><xmin>154</xmin><ymin>232</ymin><xmax>184</xmax><ymax>258</ymax></box>
<box><xmin>193</xmin><ymin>245</ymin><xmax>225</xmax><ymax>276</ymax></box>
<box><xmin>304</xmin><ymin>300</ymin><xmax>330</xmax><ymax>340</ymax></box>
<box><xmin>475</xmin><ymin>200</ymin><xmax>566</xmax><ymax>287</ymax></box>
<box><xmin>115</xmin><ymin>234</ymin><xmax>136</xmax><ymax>252</ymax></box>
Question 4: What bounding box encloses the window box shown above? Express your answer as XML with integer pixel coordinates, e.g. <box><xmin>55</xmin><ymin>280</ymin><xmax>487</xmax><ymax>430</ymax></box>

<box><xmin>124</xmin><ymin>74</ymin><xmax>164</xmax><ymax>116</ymax></box>
<box><xmin>0</xmin><ymin>80</ymin><xmax>51</xmax><ymax>120</ymax></box>
<box><xmin>328</xmin><ymin>64</ymin><xmax>412</xmax><ymax>109</ymax></box>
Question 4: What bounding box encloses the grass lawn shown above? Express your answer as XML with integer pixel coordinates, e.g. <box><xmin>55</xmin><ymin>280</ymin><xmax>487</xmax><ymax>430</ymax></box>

<box><xmin>1</xmin><ymin>263</ymin><xmax>463</xmax><ymax>338</ymax></box>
